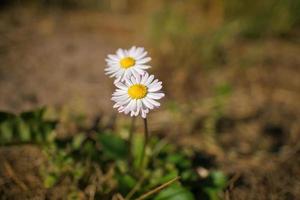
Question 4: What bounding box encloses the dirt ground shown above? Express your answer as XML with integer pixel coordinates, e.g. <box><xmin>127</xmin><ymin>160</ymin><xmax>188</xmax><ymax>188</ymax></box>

<box><xmin>0</xmin><ymin>6</ymin><xmax>300</xmax><ymax>200</ymax></box>
<box><xmin>0</xmin><ymin>6</ymin><xmax>138</xmax><ymax>116</ymax></box>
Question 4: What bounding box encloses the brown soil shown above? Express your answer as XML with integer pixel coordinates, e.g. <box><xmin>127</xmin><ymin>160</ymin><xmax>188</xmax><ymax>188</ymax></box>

<box><xmin>0</xmin><ymin>5</ymin><xmax>300</xmax><ymax>200</ymax></box>
<box><xmin>0</xmin><ymin>6</ymin><xmax>138</xmax><ymax>116</ymax></box>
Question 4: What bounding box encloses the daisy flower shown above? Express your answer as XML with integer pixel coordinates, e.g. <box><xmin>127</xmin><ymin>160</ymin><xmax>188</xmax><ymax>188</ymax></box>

<box><xmin>105</xmin><ymin>46</ymin><xmax>151</xmax><ymax>82</ymax></box>
<box><xmin>111</xmin><ymin>72</ymin><xmax>164</xmax><ymax>118</ymax></box>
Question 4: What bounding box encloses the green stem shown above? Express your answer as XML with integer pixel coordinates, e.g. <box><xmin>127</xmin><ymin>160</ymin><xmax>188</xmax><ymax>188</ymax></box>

<box><xmin>128</xmin><ymin>117</ymin><xmax>136</xmax><ymax>166</ymax></box>
<box><xmin>125</xmin><ymin>175</ymin><xmax>145</xmax><ymax>200</ymax></box>
<box><xmin>135</xmin><ymin>176</ymin><xmax>180</xmax><ymax>200</ymax></box>
<box><xmin>140</xmin><ymin>118</ymin><xmax>149</xmax><ymax>169</ymax></box>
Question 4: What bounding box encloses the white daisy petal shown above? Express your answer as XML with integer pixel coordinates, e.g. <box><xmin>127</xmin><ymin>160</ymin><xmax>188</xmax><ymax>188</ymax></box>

<box><xmin>137</xmin><ymin>65</ymin><xmax>151</xmax><ymax>70</ymax></box>
<box><xmin>142</xmin><ymin>98</ymin><xmax>154</xmax><ymax>109</ymax></box>
<box><xmin>145</xmin><ymin>75</ymin><xmax>154</xmax><ymax>85</ymax></box>
<box><xmin>141</xmin><ymin>73</ymin><xmax>149</xmax><ymax>84</ymax></box>
<box><xmin>136</xmin><ymin>51</ymin><xmax>147</xmax><ymax>60</ymax></box>
<box><xmin>147</xmin><ymin>93</ymin><xmax>165</xmax><ymax>99</ymax></box>
<box><xmin>105</xmin><ymin>46</ymin><xmax>152</xmax><ymax>82</ymax></box>
<box><xmin>146</xmin><ymin>97</ymin><xmax>160</xmax><ymax>107</ymax></box>
<box><xmin>115</xmin><ymin>82</ymin><xmax>127</xmax><ymax>90</ymax></box>
<box><xmin>129</xmin><ymin>46</ymin><xmax>136</xmax><ymax>54</ymax></box>
<box><xmin>130</xmin><ymin>76</ymin><xmax>137</xmax><ymax>84</ymax></box>
<box><xmin>111</xmin><ymin>72</ymin><xmax>164</xmax><ymax>118</ymax></box>
<box><xmin>114</xmin><ymin>76</ymin><xmax>122</xmax><ymax>84</ymax></box>
<box><xmin>131</xmin><ymin>69</ymin><xmax>140</xmax><ymax>79</ymax></box>
<box><xmin>136</xmin><ymin>72</ymin><xmax>141</xmax><ymax>83</ymax></box>
<box><xmin>108</xmin><ymin>54</ymin><xmax>119</xmax><ymax>61</ymax></box>
<box><xmin>141</xmin><ymin>109</ymin><xmax>146</xmax><ymax>118</ymax></box>
<box><xmin>137</xmin><ymin>57</ymin><xmax>151</xmax><ymax>64</ymax></box>
<box><xmin>134</xmin><ymin>68</ymin><xmax>147</xmax><ymax>75</ymax></box>
<box><xmin>148</xmin><ymin>84</ymin><xmax>162</xmax><ymax>92</ymax></box>
<box><xmin>116</xmin><ymin>48</ymin><xmax>125</xmax><ymax>58</ymax></box>
<box><xmin>147</xmin><ymin>79</ymin><xmax>159</xmax><ymax>87</ymax></box>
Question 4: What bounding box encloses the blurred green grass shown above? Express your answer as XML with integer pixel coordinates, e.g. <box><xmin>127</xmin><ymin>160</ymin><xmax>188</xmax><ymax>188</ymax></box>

<box><xmin>0</xmin><ymin>1</ymin><xmax>299</xmax><ymax>199</ymax></box>
<box><xmin>0</xmin><ymin>107</ymin><xmax>228</xmax><ymax>199</ymax></box>
<box><xmin>3</xmin><ymin>0</ymin><xmax>300</xmax><ymax>36</ymax></box>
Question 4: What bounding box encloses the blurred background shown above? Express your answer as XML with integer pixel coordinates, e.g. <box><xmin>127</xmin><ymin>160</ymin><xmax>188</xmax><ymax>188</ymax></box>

<box><xmin>0</xmin><ymin>0</ymin><xmax>300</xmax><ymax>199</ymax></box>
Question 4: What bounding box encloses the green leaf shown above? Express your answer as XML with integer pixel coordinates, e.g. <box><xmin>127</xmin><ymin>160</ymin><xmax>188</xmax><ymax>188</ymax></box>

<box><xmin>17</xmin><ymin>119</ymin><xmax>31</xmax><ymax>142</ymax></box>
<box><xmin>72</xmin><ymin>134</ymin><xmax>86</xmax><ymax>150</ymax></box>
<box><xmin>154</xmin><ymin>185</ymin><xmax>195</xmax><ymax>200</ymax></box>
<box><xmin>20</xmin><ymin>107</ymin><xmax>45</xmax><ymax>121</ymax></box>
<box><xmin>167</xmin><ymin>153</ymin><xmax>191</xmax><ymax>169</ymax></box>
<box><xmin>209</xmin><ymin>171</ymin><xmax>227</xmax><ymax>189</ymax></box>
<box><xmin>44</xmin><ymin>174</ymin><xmax>58</xmax><ymax>188</ymax></box>
<box><xmin>40</xmin><ymin>121</ymin><xmax>57</xmax><ymax>141</ymax></box>
<box><xmin>0</xmin><ymin>112</ymin><xmax>16</xmax><ymax>123</ymax></box>
<box><xmin>98</xmin><ymin>133</ymin><xmax>128</xmax><ymax>160</ymax></box>
<box><xmin>73</xmin><ymin>164</ymin><xmax>85</xmax><ymax>181</ymax></box>
<box><xmin>82</xmin><ymin>141</ymin><xmax>97</xmax><ymax>159</ymax></box>
<box><xmin>132</xmin><ymin>134</ymin><xmax>144</xmax><ymax>168</ymax></box>
<box><xmin>181</xmin><ymin>170</ymin><xmax>197</xmax><ymax>181</ymax></box>
<box><xmin>0</xmin><ymin>121</ymin><xmax>14</xmax><ymax>144</ymax></box>
<box><xmin>117</xmin><ymin>174</ymin><xmax>137</xmax><ymax>194</ymax></box>
<box><xmin>215</xmin><ymin>83</ymin><xmax>232</xmax><ymax>97</ymax></box>
<box><xmin>203</xmin><ymin>187</ymin><xmax>220</xmax><ymax>200</ymax></box>
<box><xmin>0</xmin><ymin>112</ymin><xmax>16</xmax><ymax>144</ymax></box>
<box><xmin>148</xmin><ymin>171</ymin><xmax>179</xmax><ymax>190</ymax></box>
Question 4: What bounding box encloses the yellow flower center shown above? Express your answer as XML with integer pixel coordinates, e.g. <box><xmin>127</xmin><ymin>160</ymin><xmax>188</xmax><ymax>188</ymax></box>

<box><xmin>128</xmin><ymin>84</ymin><xmax>147</xmax><ymax>99</ymax></box>
<box><xmin>120</xmin><ymin>57</ymin><xmax>135</xmax><ymax>69</ymax></box>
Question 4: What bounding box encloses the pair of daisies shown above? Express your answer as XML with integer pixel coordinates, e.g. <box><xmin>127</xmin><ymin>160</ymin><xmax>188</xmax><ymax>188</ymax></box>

<box><xmin>105</xmin><ymin>46</ymin><xmax>165</xmax><ymax>118</ymax></box>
